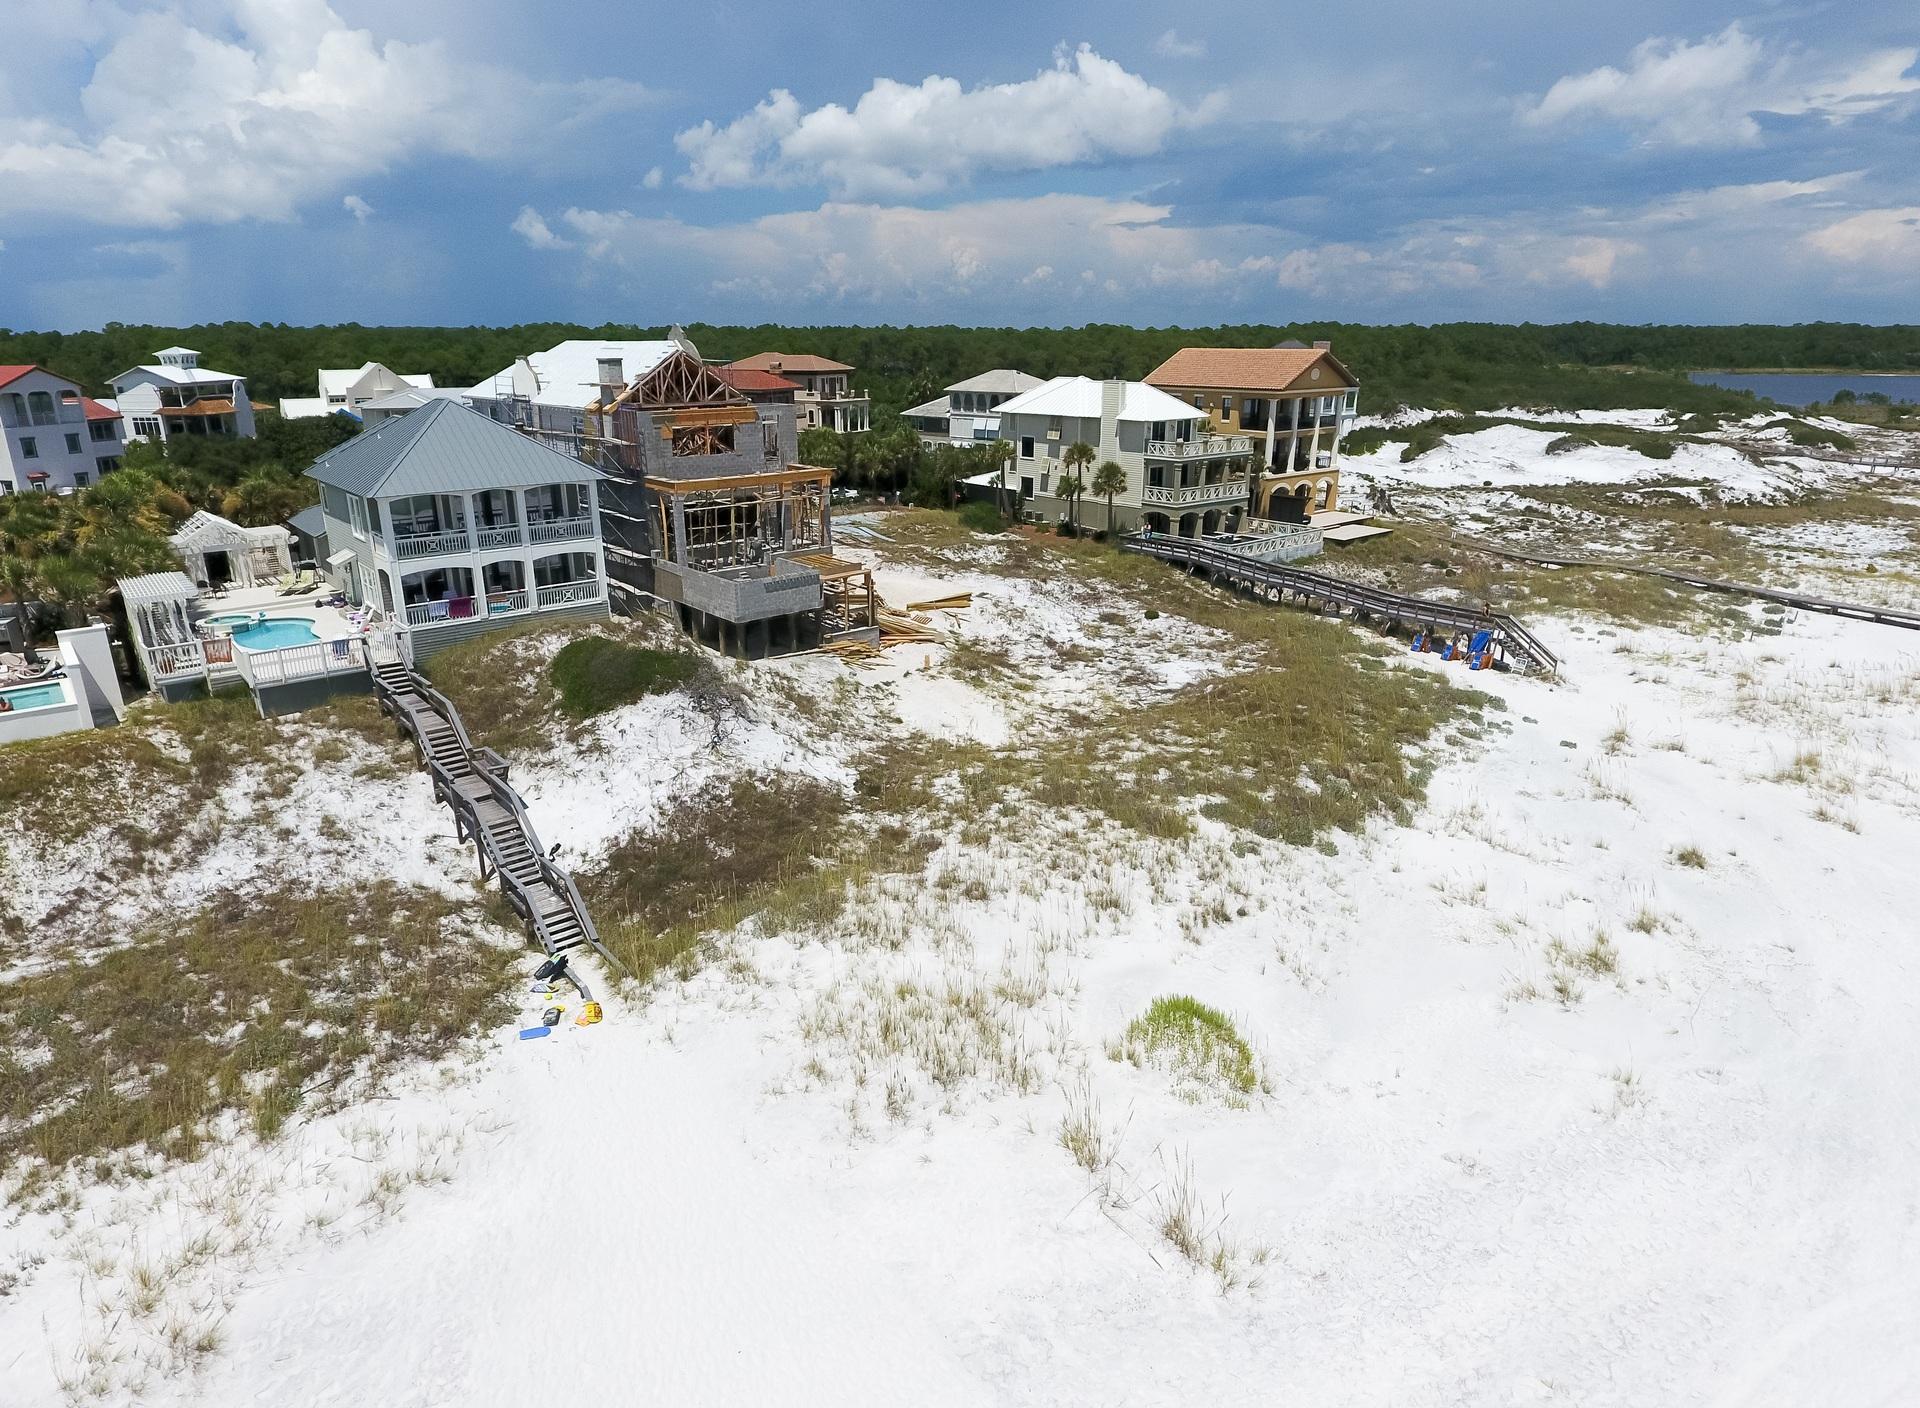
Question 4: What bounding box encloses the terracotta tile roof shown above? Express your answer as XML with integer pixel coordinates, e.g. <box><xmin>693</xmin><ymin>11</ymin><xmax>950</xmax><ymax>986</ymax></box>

<box><xmin>159</xmin><ymin>398</ymin><xmax>240</xmax><ymax>415</ymax></box>
<box><xmin>726</xmin><ymin>352</ymin><xmax>853</xmax><ymax>375</ymax></box>
<box><xmin>714</xmin><ymin>366</ymin><xmax>801</xmax><ymax>393</ymax></box>
<box><xmin>1145</xmin><ymin>346</ymin><xmax>1355</xmax><ymax>392</ymax></box>
<box><xmin>0</xmin><ymin>365</ymin><xmax>36</xmax><ymax>389</ymax></box>
<box><xmin>82</xmin><ymin>397</ymin><xmax>119</xmax><ymax>421</ymax></box>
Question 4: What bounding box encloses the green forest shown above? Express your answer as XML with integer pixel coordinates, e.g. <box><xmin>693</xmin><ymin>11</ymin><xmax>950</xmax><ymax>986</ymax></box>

<box><xmin>5</xmin><ymin>319</ymin><xmax>1920</xmax><ymax>420</ymax></box>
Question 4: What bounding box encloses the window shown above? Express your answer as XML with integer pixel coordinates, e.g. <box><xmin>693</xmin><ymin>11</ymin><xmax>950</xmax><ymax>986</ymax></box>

<box><xmin>27</xmin><ymin>391</ymin><xmax>55</xmax><ymax>425</ymax></box>
<box><xmin>65</xmin><ymin>433</ymin><xmax>82</xmax><ymax>454</ymax></box>
<box><xmin>1020</xmin><ymin>435</ymin><xmax>1034</xmax><ymax>459</ymax></box>
<box><xmin>89</xmin><ymin>420</ymin><xmax>117</xmax><ymax>442</ymax></box>
<box><xmin>321</xmin><ymin>484</ymin><xmax>351</xmax><ymax>522</ymax></box>
<box><xmin>20</xmin><ymin>437</ymin><xmax>36</xmax><ymax>459</ymax></box>
<box><xmin>73</xmin><ymin>472</ymin><xmax>90</xmax><ymax>488</ymax></box>
<box><xmin>348</xmin><ymin>495</ymin><xmax>370</xmax><ymax>539</ymax></box>
<box><xmin>0</xmin><ymin>392</ymin><xmax>24</xmax><ymax>425</ymax></box>
<box><xmin>1192</xmin><ymin>394</ymin><xmax>1204</xmax><ymax>409</ymax></box>
<box><xmin>95</xmin><ymin>456</ymin><xmax>120</xmax><ymax>474</ymax></box>
<box><xmin>132</xmin><ymin>416</ymin><xmax>162</xmax><ymax>438</ymax></box>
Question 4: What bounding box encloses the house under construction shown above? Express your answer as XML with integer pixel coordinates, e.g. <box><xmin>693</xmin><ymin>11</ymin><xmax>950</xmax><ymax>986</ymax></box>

<box><xmin>514</xmin><ymin>341</ymin><xmax>877</xmax><ymax>655</ymax></box>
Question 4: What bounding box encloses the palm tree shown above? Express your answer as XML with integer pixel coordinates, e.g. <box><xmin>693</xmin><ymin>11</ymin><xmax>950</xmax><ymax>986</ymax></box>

<box><xmin>1061</xmin><ymin>440</ymin><xmax>1095</xmax><ymax>532</ymax></box>
<box><xmin>1091</xmin><ymin>460</ymin><xmax>1128</xmax><ymax>539</ymax></box>
<box><xmin>992</xmin><ymin>437</ymin><xmax>1015</xmax><ymax>518</ymax></box>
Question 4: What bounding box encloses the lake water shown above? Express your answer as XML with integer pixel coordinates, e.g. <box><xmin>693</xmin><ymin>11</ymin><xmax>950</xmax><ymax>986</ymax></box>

<box><xmin>1688</xmin><ymin>371</ymin><xmax>1920</xmax><ymax>407</ymax></box>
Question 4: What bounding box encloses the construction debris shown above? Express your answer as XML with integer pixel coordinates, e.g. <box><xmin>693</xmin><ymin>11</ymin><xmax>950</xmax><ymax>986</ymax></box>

<box><xmin>903</xmin><ymin>593</ymin><xmax>973</xmax><ymax>612</ymax></box>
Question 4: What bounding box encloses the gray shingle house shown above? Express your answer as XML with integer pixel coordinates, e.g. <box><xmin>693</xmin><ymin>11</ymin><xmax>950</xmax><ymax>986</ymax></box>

<box><xmin>307</xmin><ymin>399</ymin><xmax>609</xmax><ymax>657</ymax></box>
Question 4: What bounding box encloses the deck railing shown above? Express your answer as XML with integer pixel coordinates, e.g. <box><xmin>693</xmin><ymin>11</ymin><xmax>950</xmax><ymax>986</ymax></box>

<box><xmin>475</xmin><ymin>525</ymin><xmax>523</xmax><ymax>550</ymax></box>
<box><xmin>391</xmin><ymin>529</ymin><xmax>471</xmax><ymax>559</ymax></box>
<box><xmin>536</xmin><ymin>578</ymin><xmax>601</xmax><ymax>608</ymax></box>
<box><xmin>1142</xmin><ymin>478</ymin><xmax>1248</xmax><ymax>506</ymax></box>
<box><xmin>1146</xmin><ymin>435</ymin><xmax>1252</xmax><ymax>460</ymax></box>
<box><xmin>232</xmin><ymin>636</ymin><xmax>367</xmax><ymax>688</ymax></box>
<box><xmin>404</xmin><ymin>598</ymin><xmax>479</xmax><ymax>627</ymax></box>
<box><xmin>486</xmin><ymin>590</ymin><xmax>529</xmax><ymax>614</ymax></box>
<box><xmin>528</xmin><ymin>516</ymin><xmax>594</xmax><ymax>544</ymax></box>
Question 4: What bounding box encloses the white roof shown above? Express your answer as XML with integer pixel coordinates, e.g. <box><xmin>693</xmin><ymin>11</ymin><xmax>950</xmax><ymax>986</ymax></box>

<box><xmin>112</xmin><ymin>361</ymin><xmax>244</xmax><ymax>387</ymax></box>
<box><xmin>466</xmin><ymin>340</ymin><xmax>680</xmax><ymax>410</ymax></box>
<box><xmin>154</xmin><ymin>346</ymin><xmax>197</xmax><ymax>358</ymax></box>
<box><xmin>317</xmin><ymin>363</ymin><xmax>436</xmax><ymax>398</ymax></box>
<box><xmin>279</xmin><ymin>397</ymin><xmax>333</xmax><ymax>419</ymax></box>
<box><xmin>946</xmin><ymin>368</ymin><xmax>1043</xmax><ymax>395</ymax></box>
<box><xmin>117</xmin><ymin>570</ymin><xmax>201</xmax><ymax>607</ymax></box>
<box><xmin>993</xmin><ymin>376</ymin><xmax>1200</xmax><ymax>424</ymax></box>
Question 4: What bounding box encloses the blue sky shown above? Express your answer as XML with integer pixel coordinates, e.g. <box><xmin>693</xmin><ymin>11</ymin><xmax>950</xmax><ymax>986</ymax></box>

<box><xmin>0</xmin><ymin>0</ymin><xmax>1915</xmax><ymax>331</ymax></box>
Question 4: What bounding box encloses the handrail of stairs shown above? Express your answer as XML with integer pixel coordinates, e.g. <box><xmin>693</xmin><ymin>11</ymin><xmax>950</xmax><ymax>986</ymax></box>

<box><xmin>369</xmin><ymin>657</ymin><xmax>630</xmax><ymax>983</ymax></box>
<box><xmin>1122</xmin><ymin>530</ymin><xmax>1559</xmax><ymax>674</ymax></box>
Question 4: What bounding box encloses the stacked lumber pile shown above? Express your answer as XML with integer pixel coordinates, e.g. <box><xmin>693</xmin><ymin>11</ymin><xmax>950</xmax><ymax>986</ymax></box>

<box><xmin>903</xmin><ymin>593</ymin><xmax>973</xmax><ymax>612</ymax></box>
<box><xmin>877</xmin><ymin>607</ymin><xmax>942</xmax><ymax>645</ymax></box>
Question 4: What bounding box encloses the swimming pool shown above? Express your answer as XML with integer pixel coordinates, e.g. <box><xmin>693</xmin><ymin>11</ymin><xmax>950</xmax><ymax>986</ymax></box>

<box><xmin>230</xmin><ymin>618</ymin><xmax>322</xmax><ymax>651</ymax></box>
<box><xmin>203</xmin><ymin>611</ymin><xmax>267</xmax><ymax>630</ymax></box>
<box><xmin>0</xmin><ymin>680</ymin><xmax>68</xmax><ymax>711</ymax></box>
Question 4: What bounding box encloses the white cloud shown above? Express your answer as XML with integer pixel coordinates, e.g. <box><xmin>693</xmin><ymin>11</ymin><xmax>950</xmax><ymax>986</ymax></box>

<box><xmin>1521</xmin><ymin>24</ymin><xmax>1920</xmax><ymax>146</ymax></box>
<box><xmin>674</xmin><ymin>45</ymin><xmax>1215</xmax><ymax>197</ymax></box>
<box><xmin>1560</xmin><ymin>236</ymin><xmax>1638</xmax><ymax>288</ymax></box>
<box><xmin>1805</xmin><ymin>208</ymin><xmax>1920</xmax><ymax>265</ymax></box>
<box><xmin>511</xmin><ymin>205</ymin><xmax>574</xmax><ymax>251</ymax></box>
<box><xmin>342</xmin><ymin>194</ymin><xmax>373</xmax><ymax>223</ymax></box>
<box><xmin>0</xmin><ymin>0</ymin><xmax>648</xmax><ymax>228</ymax></box>
<box><xmin>1154</xmin><ymin>30</ymin><xmax>1206</xmax><ymax>60</ymax></box>
<box><xmin>641</xmin><ymin>166</ymin><xmax>664</xmax><ymax>190</ymax></box>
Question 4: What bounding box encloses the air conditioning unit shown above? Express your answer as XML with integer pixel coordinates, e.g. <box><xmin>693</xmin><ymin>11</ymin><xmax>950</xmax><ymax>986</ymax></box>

<box><xmin>1046</xmin><ymin>428</ymin><xmax>1061</xmax><ymax>441</ymax></box>
<box><xmin>1316</xmin><ymin>453</ymin><xmax>1333</xmax><ymax>469</ymax></box>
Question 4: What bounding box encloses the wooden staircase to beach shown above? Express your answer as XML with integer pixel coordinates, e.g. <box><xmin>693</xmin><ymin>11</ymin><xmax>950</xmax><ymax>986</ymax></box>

<box><xmin>370</xmin><ymin>656</ymin><xmax>613</xmax><ymax>970</ymax></box>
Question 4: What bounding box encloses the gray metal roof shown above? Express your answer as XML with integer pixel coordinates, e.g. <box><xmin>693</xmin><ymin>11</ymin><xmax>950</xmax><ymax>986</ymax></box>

<box><xmin>946</xmin><ymin>368</ymin><xmax>1043</xmax><ymax>395</ymax></box>
<box><xmin>305</xmin><ymin>398</ymin><xmax>603</xmax><ymax>499</ymax></box>
<box><xmin>903</xmin><ymin>395</ymin><xmax>952</xmax><ymax>419</ymax></box>
<box><xmin>286</xmin><ymin>504</ymin><xmax>327</xmax><ymax>538</ymax></box>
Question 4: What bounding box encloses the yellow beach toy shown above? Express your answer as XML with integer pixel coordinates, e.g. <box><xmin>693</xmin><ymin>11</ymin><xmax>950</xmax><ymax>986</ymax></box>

<box><xmin>576</xmin><ymin>1002</ymin><xmax>603</xmax><ymax>1026</ymax></box>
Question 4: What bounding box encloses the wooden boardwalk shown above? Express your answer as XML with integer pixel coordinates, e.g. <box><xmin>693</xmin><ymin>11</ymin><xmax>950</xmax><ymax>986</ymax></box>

<box><xmin>1122</xmin><ymin>532</ymin><xmax>1560</xmax><ymax>674</ymax></box>
<box><xmin>371</xmin><ymin>656</ymin><xmax>621</xmax><ymax>974</ymax></box>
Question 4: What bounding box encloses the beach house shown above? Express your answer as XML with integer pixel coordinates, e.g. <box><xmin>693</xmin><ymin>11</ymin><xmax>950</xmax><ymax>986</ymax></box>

<box><xmin>109</xmin><ymin>347</ymin><xmax>262</xmax><ymax>444</ymax></box>
<box><xmin>1144</xmin><ymin>344</ymin><xmax>1359</xmax><ymax>520</ymax></box>
<box><xmin>279</xmin><ymin>363</ymin><xmax>438</xmax><ymax>420</ymax></box>
<box><xmin>0</xmin><ymin>364</ymin><xmax>125</xmax><ymax>493</ymax></box>
<box><xmin>993</xmin><ymin>376</ymin><xmax>1260</xmax><ymax>537</ymax></box>
<box><xmin>903</xmin><ymin>369</ymin><xmax>1045</xmax><ymax>449</ymax></box>
<box><xmin>722</xmin><ymin>353</ymin><xmax>870</xmax><ymax>433</ymax></box>
<box><xmin>307</xmin><ymin>399</ymin><xmax>610</xmax><ymax>657</ymax></box>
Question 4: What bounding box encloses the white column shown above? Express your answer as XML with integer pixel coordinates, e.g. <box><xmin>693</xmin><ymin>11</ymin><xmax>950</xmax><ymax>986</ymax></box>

<box><xmin>521</xmin><ymin>487</ymin><xmax>541</xmax><ymax>610</ymax></box>
<box><xmin>1309</xmin><ymin>396</ymin><xmax>1324</xmax><ymax>471</ymax></box>
<box><xmin>1262</xmin><ymin>396</ymin><xmax>1277</xmax><ymax>471</ymax></box>
<box><xmin>1285</xmin><ymin>396</ymin><xmax>1301</xmax><ymax>474</ymax></box>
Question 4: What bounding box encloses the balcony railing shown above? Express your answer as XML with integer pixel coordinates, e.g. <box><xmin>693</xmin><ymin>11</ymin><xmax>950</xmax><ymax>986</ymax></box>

<box><xmin>1142</xmin><ymin>478</ymin><xmax>1249</xmax><ymax>506</ymax></box>
<box><xmin>486</xmin><ymin>590</ymin><xmax>529</xmax><ymax>615</ymax></box>
<box><xmin>391</xmin><ymin>529</ymin><xmax>471</xmax><ymax>560</ymax></box>
<box><xmin>405</xmin><ymin>597</ymin><xmax>480</xmax><ymax>627</ymax></box>
<box><xmin>528</xmin><ymin>516</ymin><xmax>594</xmax><ymax>545</ymax></box>
<box><xmin>536</xmin><ymin>578</ymin><xmax>602</xmax><ymax>608</ymax></box>
<box><xmin>475</xmin><ymin>524</ymin><xmax>524</xmax><ymax>550</ymax></box>
<box><xmin>1146</xmin><ymin>434</ymin><xmax>1253</xmax><ymax>460</ymax></box>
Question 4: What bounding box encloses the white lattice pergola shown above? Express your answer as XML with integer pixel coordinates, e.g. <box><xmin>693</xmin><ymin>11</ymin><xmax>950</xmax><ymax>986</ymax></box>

<box><xmin>168</xmin><ymin>511</ymin><xmax>293</xmax><ymax>589</ymax></box>
<box><xmin>117</xmin><ymin>571</ymin><xmax>201</xmax><ymax>649</ymax></box>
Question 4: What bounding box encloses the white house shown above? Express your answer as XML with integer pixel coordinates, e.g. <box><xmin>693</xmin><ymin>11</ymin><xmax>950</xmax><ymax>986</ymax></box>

<box><xmin>903</xmin><ymin>369</ymin><xmax>1045</xmax><ymax>449</ymax></box>
<box><xmin>109</xmin><ymin>347</ymin><xmax>259</xmax><ymax>444</ymax></box>
<box><xmin>993</xmin><ymin>376</ymin><xmax>1259</xmax><ymax>537</ymax></box>
<box><xmin>308</xmin><ymin>398</ymin><xmax>610</xmax><ymax>658</ymax></box>
<box><xmin>0</xmin><ymin>364</ymin><xmax>125</xmax><ymax>494</ymax></box>
<box><xmin>279</xmin><ymin>362</ymin><xmax>437</xmax><ymax>420</ymax></box>
<box><xmin>358</xmin><ymin>387</ymin><xmax>463</xmax><ymax>429</ymax></box>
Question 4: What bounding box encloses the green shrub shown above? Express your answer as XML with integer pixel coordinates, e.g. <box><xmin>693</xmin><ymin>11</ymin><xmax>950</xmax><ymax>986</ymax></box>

<box><xmin>1110</xmin><ymin>995</ymin><xmax>1267</xmax><ymax>1098</ymax></box>
<box><xmin>549</xmin><ymin>636</ymin><xmax>700</xmax><ymax>718</ymax></box>
<box><xmin>958</xmin><ymin>499</ymin><xmax>1007</xmax><ymax>533</ymax></box>
<box><xmin>1545</xmin><ymin>434</ymin><xmax>1593</xmax><ymax>455</ymax></box>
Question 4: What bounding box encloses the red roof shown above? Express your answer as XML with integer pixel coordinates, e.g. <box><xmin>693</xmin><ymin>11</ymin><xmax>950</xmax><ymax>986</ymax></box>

<box><xmin>726</xmin><ymin>352</ymin><xmax>853</xmax><ymax>375</ymax></box>
<box><xmin>0</xmin><ymin>365</ymin><xmax>38</xmax><ymax>389</ymax></box>
<box><xmin>714</xmin><ymin>366</ymin><xmax>800</xmax><ymax>393</ymax></box>
<box><xmin>83</xmin><ymin>397</ymin><xmax>119</xmax><ymax>421</ymax></box>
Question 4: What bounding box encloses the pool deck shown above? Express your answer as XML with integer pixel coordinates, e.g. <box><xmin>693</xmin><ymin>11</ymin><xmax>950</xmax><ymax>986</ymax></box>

<box><xmin>192</xmin><ymin>582</ymin><xmax>361</xmax><ymax>642</ymax></box>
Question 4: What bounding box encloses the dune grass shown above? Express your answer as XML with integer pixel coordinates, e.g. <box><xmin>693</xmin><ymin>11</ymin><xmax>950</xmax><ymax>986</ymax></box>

<box><xmin>1111</xmin><ymin>996</ymin><xmax>1268</xmax><ymax>1099</ymax></box>
<box><xmin>550</xmin><ymin>636</ymin><xmax>704</xmax><ymax>719</ymax></box>
<box><xmin>0</xmin><ymin>885</ymin><xmax>516</xmax><ymax>1189</ymax></box>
